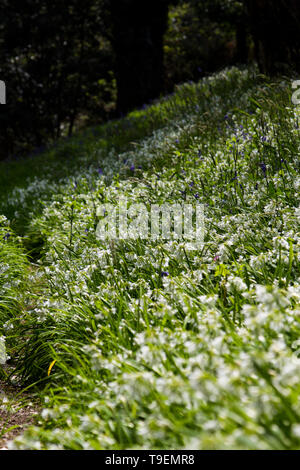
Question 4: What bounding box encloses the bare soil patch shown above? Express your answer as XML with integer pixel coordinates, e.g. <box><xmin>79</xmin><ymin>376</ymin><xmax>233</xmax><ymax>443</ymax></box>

<box><xmin>0</xmin><ymin>372</ymin><xmax>39</xmax><ymax>449</ymax></box>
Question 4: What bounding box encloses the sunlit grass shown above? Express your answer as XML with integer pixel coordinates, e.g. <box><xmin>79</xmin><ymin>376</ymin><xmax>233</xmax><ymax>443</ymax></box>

<box><xmin>0</xmin><ymin>67</ymin><xmax>299</xmax><ymax>449</ymax></box>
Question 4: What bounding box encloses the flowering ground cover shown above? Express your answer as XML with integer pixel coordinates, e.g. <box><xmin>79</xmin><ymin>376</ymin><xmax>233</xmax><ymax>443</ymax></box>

<box><xmin>0</xmin><ymin>67</ymin><xmax>299</xmax><ymax>449</ymax></box>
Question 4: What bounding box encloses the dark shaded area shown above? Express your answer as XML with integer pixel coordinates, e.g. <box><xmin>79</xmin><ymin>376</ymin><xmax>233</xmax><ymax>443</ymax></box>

<box><xmin>246</xmin><ymin>0</ymin><xmax>300</xmax><ymax>74</ymax></box>
<box><xmin>109</xmin><ymin>0</ymin><xmax>169</xmax><ymax>115</ymax></box>
<box><xmin>0</xmin><ymin>0</ymin><xmax>299</xmax><ymax>161</ymax></box>
<box><xmin>0</xmin><ymin>0</ymin><xmax>114</xmax><ymax>159</ymax></box>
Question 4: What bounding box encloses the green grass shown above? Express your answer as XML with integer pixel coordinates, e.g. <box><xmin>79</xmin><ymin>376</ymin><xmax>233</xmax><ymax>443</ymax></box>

<box><xmin>0</xmin><ymin>217</ymin><xmax>28</xmax><ymax>339</ymax></box>
<box><xmin>0</xmin><ymin>66</ymin><xmax>300</xmax><ymax>449</ymax></box>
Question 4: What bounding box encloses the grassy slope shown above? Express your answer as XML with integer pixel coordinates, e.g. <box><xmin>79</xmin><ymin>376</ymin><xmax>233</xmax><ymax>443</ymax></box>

<box><xmin>0</xmin><ymin>67</ymin><xmax>300</xmax><ymax>449</ymax></box>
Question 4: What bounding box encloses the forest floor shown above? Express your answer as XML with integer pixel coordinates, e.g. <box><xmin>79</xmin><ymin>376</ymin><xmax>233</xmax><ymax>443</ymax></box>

<box><xmin>0</xmin><ymin>368</ymin><xmax>39</xmax><ymax>449</ymax></box>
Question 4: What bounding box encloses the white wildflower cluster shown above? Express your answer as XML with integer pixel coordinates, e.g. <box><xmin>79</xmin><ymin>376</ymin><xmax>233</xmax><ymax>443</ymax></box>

<box><xmin>2</xmin><ymin>67</ymin><xmax>300</xmax><ymax>450</ymax></box>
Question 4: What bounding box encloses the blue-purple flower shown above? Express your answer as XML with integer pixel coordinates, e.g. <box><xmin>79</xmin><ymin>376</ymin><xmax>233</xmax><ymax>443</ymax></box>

<box><xmin>161</xmin><ymin>271</ymin><xmax>169</xmax><ymax>277</ymax></box>
<box><xmin>259</xmin><ymin>162</ymin><xmax>267</xmax><ymax>176</ymax></box>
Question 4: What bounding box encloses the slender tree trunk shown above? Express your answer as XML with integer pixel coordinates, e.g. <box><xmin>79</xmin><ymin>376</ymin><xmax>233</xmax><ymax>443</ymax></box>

<box><xmin>236</xmin><ymin>19</ymin><xmax>248</xmax><ymax>64</ymax></box>
<box><xmin>110</xmin><ymin>0</ymin><xmax>169</xmax><ymax>115</ymax></box>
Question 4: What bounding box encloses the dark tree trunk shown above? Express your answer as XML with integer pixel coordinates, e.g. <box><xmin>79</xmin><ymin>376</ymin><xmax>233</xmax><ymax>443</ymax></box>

<box><xmin>110</xmin><ymin>0</ymin><xmax>169</xmax><ymax>115</ymax></box>
<box><xmin>246</xmin><ymin>0</ymin><xmax>300</xmax><ymax>74</ymax></box>
<box><xmin>236</xmin><ymin>20</ymin><xmax>248</xmax><ymax>64</ymax></box>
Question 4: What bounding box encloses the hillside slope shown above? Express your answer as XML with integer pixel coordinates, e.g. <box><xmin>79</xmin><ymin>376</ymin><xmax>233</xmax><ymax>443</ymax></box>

<box><xmin>1</xmin><ymin>67</ymin><xmax>300</xmax><ymax>449</ymax></box>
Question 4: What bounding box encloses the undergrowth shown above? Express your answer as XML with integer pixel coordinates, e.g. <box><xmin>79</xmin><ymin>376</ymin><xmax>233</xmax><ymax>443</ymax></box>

<box><xmin>0</xmin><ymin>67</ymin><xmax>299</xmax><ymax>449</ymax></box>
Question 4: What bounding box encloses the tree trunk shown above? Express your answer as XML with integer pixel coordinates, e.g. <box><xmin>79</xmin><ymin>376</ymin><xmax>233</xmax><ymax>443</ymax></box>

<box><xmin>110</xmin><ymin>0</ymin><xmax>169</xmax><ymax>115</ymax></box>
<box><xmin>246</xmin><ymin>0</ymin><xmax>300</xmax><ymax>74</ymax></box>
<box><xmin>236</xmin><ymin>19</ymin><xmax>248</xmax><ymax>64</ymax></box>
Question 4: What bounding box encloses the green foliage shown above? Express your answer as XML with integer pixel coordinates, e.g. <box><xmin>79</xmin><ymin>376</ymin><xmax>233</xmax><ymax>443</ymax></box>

<box><xmin>0</xmin><ymin>216</ymin><xmax>29</xmax><ymax>359</ymax></box>
<box><xmin>164</xmin><ymin>1</ymin><xmax>244</xmax><ymax>89</ymax></box>
<box><xmin>1</xmin><ymin>0</ymin><xmax>299</xmax><ymax>161</ymax></box>
<box><xmin>1</xmin><ymin>67</ymin><xmax>300</xmax><ymax>449</ymax></box>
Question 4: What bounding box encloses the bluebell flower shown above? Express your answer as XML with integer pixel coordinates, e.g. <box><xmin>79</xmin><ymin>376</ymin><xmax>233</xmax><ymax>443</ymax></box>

<box><xmin>161</xmin><ymin>271</ymin><xmax>169</xmax><ymax>277</ymax></box>
<box><xmin>259</xmin><ymin>162</ymin><xmax>267</xmax><ymax>176</ymax></box>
